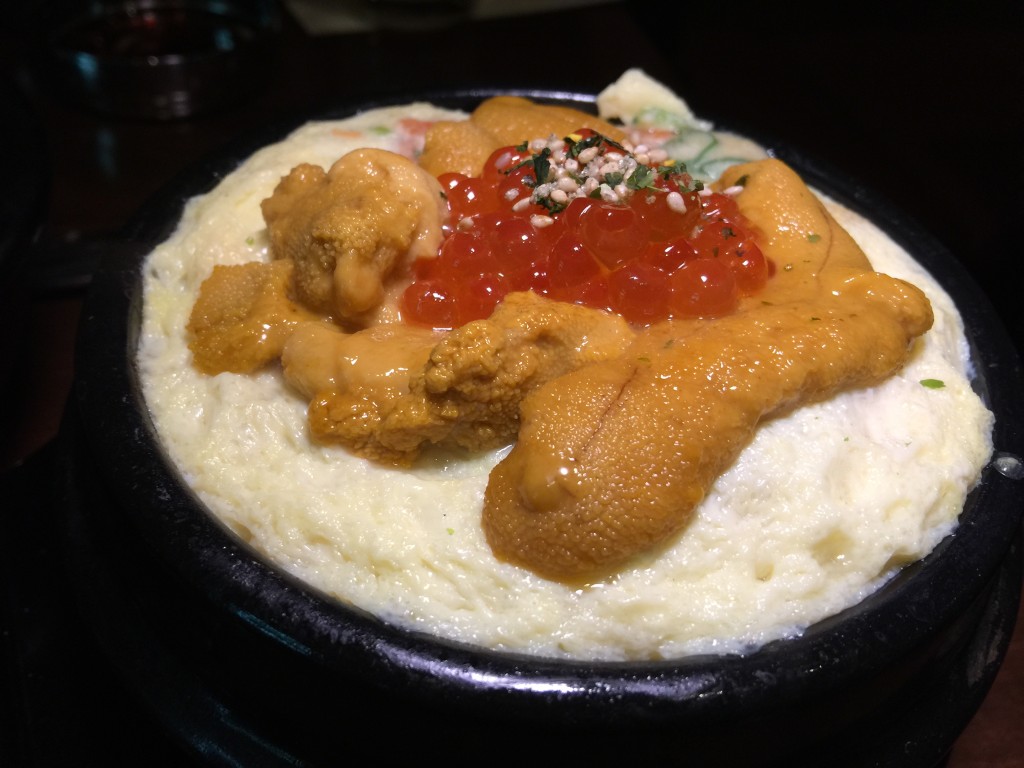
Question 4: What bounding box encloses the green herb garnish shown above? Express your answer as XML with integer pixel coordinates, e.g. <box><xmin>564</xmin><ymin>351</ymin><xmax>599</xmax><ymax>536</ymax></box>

<box><xmin>626</xmin><ymin>165</ymin><xmax>656</xmax><ymax>191</ymax></box>
<box><xmin>603</xmin><ymin>171</ymin><xmax>624</xmax><ymax>187</ymax></box>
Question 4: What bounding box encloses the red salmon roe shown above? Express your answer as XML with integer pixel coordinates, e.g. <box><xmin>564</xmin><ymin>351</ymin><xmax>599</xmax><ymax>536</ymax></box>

<box><xmin>401</xmin><ymin>130</ymin><xmax>771</xmax><ymax>328</ymax></box>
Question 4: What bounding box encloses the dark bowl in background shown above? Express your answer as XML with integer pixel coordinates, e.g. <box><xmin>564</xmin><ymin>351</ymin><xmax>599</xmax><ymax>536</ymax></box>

<box><xmin>65</xmin><ymin>90</ymin><xmax>1024</xmax><ymax>766</ymax></box>
<box><xmin>43</xmin><ymin>0</ymin><xmax>282</xmax><ymax>120</ymax></box>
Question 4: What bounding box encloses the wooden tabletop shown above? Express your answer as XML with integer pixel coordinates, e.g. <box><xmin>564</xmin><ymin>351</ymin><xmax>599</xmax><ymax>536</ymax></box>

<box><xmin>2</xmin><ymin>1</ymin><xmax>1021</xmax><ymax>765</ymax></box>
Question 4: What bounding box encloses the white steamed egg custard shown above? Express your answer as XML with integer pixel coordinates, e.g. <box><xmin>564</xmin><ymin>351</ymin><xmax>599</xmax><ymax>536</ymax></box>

<box><xmin>138</xmin><ymin>71</ymin><xmax>993</xmax><ymax>661</ymax></box>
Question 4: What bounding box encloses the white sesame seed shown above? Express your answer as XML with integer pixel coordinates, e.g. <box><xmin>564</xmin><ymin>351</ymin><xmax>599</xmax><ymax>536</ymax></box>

<box><xmin>723</xmin><ymin>185</ymin><xmax>744</xmax><ymax>196</ymax></box>
<box><xmin>530</xmin><ymin>214</ymin><xmax>554</xmax><ymax>228</ymax></box>
<box><xmin>666</xmin><ymin>190</ymin><xmax>687</xmax><ymax>213</ymax></box>
<box><xmin>578</xmin><ymin>146</ymin><xmax>599</xmax><ymax>164</ymax></box>
<box><xmin>512</xmin><ymin>198</ymin><xmax>532</xmax><ymax>212</ymax></box>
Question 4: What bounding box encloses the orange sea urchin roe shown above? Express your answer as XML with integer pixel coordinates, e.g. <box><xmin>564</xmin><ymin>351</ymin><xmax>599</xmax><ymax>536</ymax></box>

<box><xmin>401</xmin><ymin>129</ymin><xmax>772</xmax><ymax>328</ymax></box>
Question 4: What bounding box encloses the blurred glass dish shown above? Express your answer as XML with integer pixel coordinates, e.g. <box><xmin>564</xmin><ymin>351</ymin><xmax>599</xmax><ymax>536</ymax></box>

<box><xmin>45</xmin><ymin>0</ymin><xmax>282</xmax><ymax>120</ymax></box>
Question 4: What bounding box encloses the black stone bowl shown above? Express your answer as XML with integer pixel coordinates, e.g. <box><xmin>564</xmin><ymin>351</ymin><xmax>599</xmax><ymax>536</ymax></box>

<box><xmin>66</xmin><ymin>91</ymin><xmax>1024</xmax><ymax>767</ymax></box>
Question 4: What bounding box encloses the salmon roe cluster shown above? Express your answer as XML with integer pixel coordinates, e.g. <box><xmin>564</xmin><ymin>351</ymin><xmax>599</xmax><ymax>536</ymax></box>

<box><xmin>401</xmin><ymin>129</ymin><xmax>772</xmax><ymax>329</ymax></box>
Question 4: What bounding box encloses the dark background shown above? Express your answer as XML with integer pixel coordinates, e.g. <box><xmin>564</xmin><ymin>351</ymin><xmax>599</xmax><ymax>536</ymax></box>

<box><xmin>1</xmin><ymin>0</ymin><xmax>1022</xmax><ymax>765</ymax></box>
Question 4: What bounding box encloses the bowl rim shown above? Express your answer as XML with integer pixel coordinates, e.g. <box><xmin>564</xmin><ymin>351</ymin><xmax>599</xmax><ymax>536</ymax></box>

<box><xmin>73</xmin><ymin>88</ymin><xmax>1024</xmax><ymax>719</ymax></box>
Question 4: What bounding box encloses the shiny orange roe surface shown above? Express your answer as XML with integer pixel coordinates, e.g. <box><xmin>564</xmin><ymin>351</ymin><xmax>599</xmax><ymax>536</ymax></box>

<box><xmin>401</xmin><ymin>132</ymin><xmax>772</xmax><ymax>329</ymax></box>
